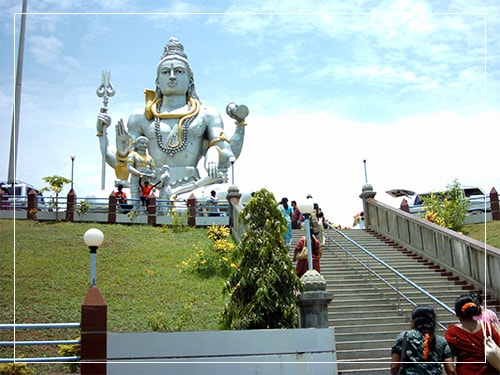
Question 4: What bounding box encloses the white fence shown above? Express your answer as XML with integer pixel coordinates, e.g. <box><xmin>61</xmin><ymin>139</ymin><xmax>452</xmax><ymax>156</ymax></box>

<box><xmin>0</xmin><ymin>194</ymin><xmax>231</xmax><ymax>227</ymax></box>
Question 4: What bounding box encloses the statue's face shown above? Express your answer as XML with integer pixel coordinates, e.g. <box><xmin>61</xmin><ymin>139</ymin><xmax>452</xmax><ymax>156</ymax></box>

<box><xmin>157</xmin><ymin>59</ymin><xmax>190</xmax><ymax>96</ymax></box>
<box><xmin>136</xmin><ymin>138</ymin><xmax>148</xmax><ymax>150</ymax></box>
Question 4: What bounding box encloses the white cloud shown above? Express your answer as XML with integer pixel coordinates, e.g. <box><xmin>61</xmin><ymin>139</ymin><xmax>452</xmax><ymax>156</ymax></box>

<box><xmin>29</xmin><ymin>35</ymin><xmax>63</xmax><ymax>65</ymax></box>
<box><xmin>228</xmin><ymin>109</ymin><xmax>500</xmax><ymax>227</ymax></box>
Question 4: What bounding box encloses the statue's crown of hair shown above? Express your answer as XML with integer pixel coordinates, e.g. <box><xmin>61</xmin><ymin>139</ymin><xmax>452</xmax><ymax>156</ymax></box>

<box><xmin>159</xmin><ymin>37</ymin><xmax>189</xmax><ymax>65</ymax></box>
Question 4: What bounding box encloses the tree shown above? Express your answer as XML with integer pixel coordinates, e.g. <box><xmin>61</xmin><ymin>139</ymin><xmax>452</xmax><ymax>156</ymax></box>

<box><xmin>219</xmin><ymin>188</ymin><xmax>303</xmax><ymax>330</ymax></box>
<box><xmin>422</xmin><ymin>179</ymin><xmax>468</xmax><ymax>231</ymax></box>
<box><xmin>40</xmin><ymin>175</ymin><xmax>72</xmax><ymax>222</ymax></box>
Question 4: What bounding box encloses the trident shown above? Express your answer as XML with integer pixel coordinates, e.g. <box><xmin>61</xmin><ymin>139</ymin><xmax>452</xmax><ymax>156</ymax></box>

<box><xmin>96</xmin><ymin>71</ymin><xmax>115</xmax><ymax>189</ymax></box>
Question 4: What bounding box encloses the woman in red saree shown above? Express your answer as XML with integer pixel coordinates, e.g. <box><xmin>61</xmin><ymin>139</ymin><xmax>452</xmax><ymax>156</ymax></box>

<box><xmin>293</xmin><ymin>230</ymin><xmax>321</xmax><ymax>278</ymax></box>
<box><xmin>445</xmin><ymin>295</ymin><xmax>500</xmax><ymax>374</ymax></box>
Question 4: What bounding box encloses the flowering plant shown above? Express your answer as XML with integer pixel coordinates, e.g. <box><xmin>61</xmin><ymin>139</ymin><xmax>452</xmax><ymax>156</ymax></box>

<box><xmin>177</xmin><ymin>225</ymin><xmax>236</xmax><ymax>278</ymax></box>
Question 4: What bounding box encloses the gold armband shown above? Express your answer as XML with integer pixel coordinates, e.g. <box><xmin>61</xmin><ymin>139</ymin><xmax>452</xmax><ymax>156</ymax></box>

<box><xmin>236</xmin><ymin>120</ymin><xmax>247</xmax><ymax>126</ymax></box>
<box><xmin>209</xmin><ymin>132</ymin><xmax>231</xmax><ymax>147</ymax></box>
<box><xmin>96</xmin><ymin>132</ymin><xmax>103</xmax><ymax>137</ymax></box>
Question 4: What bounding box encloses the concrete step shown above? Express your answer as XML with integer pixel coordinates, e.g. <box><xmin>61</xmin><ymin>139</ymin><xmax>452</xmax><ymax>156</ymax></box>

<box><xmin>338</xmin><ymin>360</ymin><xmax>391</xmax><ymax>372</ymax></box>
<box><xmin>332</xmin><ymin>321</ymin><xmax>408</xmax><ymax>334</ymax></box>
<box><xmin>335</xmin><ymin>338</ymin><xmax>394</xmax><ymax>352</ymax></box>
<box><xmin>328</xmin><ymin>310</ymin><xmax>400</xmax><ymax>324</ymax></box>
<box><xmin>338</xmin><ymin>347</ymin><xmax>391</xmax><ymax>361</ymax></box>
<box><xmin>329</xmin><ymin>315</ymin><xmax>407</xmax><ymax>327</ymax></box>
<box><xmin>335</xmin><ymin>330</ymin><xmax>402</xmax><ymax>342</ymax></box>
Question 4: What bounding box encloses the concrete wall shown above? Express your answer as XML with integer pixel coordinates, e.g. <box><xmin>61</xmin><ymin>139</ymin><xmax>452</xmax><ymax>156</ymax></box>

<box><xmin>107</xmin><ymin>328</ymin><xmax>337</xmax><ymax>375</ymax></box>
<box><xmin>364</xmin><ymin>196</ymin><xmax>500</xmax><ymax>302</ymax></box>
<box><xmin>0</xmin><ymin>210</ymin><xmax>27</xmax><ymax>219</ymax></box>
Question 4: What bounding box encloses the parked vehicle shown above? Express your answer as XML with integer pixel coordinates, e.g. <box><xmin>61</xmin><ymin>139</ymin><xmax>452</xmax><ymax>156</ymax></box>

<box><xmin>386</xmin><ymin>186</ymin><xmax>491</xmax><ymax>215</ymax></box>
<box><xmin>0</xmin><ymin>180</ymin><xmax>48</xmax><ymax>210</ymax></box>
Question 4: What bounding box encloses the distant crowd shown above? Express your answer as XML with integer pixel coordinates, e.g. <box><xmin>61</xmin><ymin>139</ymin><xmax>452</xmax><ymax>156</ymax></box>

<box><xmin>277</xmin><ymin>195</ymin><xmax>328</xmax><ymax>278</ymax></box>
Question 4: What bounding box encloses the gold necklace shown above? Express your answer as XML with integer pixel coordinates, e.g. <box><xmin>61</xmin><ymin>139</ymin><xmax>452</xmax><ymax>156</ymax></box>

<box><xmin>151</xmin><ymin>96</ymin><xmax>199</xmax><ymax>119</ymax></box>
<box><xmin>153</xmin><ymin>97</ymin><xmax>200</xmax><ymax>155</ymax></box>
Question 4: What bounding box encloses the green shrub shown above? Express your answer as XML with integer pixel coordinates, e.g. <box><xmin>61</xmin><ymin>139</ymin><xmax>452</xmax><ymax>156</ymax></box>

<box><xmin>148</xmin><ymin>303</ymin><xmax>195</xmax><ymax>331</ymax></box>
<box><xmin>177</xmin><ymin>225</ymin><xmax>236</xmax><ymax>278</ymax></box>
<box><xmin>76</xmin><ymin>200</ymin><xmax>90</xmax><ymax>216</ymax></box>
<box><xmin>0</xmin><ymin>362</ymin><xmax>34</xmax><ymax>375</ymax></box>
<box><xmin>207</xmin><ymin>225</ymin><xmax>231</xmax><ymax>241</ymax></box>
<box><xmin>168</xmin><ymin>211</ymin><xmax>190</xmax><ymax>233</ymax></box>
<box><xmin>126</xmin><ymin>208</ymin><xmax>139</xmax><ymax>222</ymax></box>
<box><xmin>219</xmin><ymin>188</ymin><xmax>303</xmax><ymax>330</ymax></box>
<box><xmin>421</xmin><ymin>179</ymin><xmax>468</xmax><ymax>231</ymax></box>
<box><xmin>57</xmin><ymin>338</ymin><xmax>80</xmax><ymax>373</ymax></box>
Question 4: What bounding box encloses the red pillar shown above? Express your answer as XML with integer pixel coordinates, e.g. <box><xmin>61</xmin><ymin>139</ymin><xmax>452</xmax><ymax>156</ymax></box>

<box><xmin>147</xmin><ymin>194</ymin><xmax>157</xmax><ymax>225</ymax></box>
<box><xmin>66</xmin><ymin>189</ymin><xmax>76</xmax><ymax>222</ymax></box>
<box><xmin>108</xmin><ymin>192</ymin><xmax>117</xmax><ymax>224</ymax></box>
<box><xmin>27</xmin><ymin>189</ymin><xmax>37</xmax><ymax>219</ymax></box>
<box><xmin>400</xmin><ymin>198</ymin><xmax>409</xmax><ymax>213</ymax></box>
<box><xmin>0</xmin><ymin>190</ymin><xmax>6</xmax><ymax>210</ymax></box>
<box><xmin>187</xmin><ymin>193</ymin><xmax>196</xmax><ymax>227</ymax></box>
<box><xmin>80</xmin><ymin>286</ymin><xmax>107</xmax><ymax>375</ymax></box>
<box><xmin>490</xmin><ymin>187</ymin><xmax>499</xmax><ymax>221</ymax></box>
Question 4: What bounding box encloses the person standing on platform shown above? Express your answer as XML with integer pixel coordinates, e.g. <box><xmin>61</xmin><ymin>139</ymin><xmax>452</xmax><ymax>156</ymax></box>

<box><xmin>278</xmin><ymin>197</ymin><xmax>293</xmax><ymax>246</ymax></box>
<box><xmin>139</xmin><ymin>176</ymin><xmax>161</xmax><ymax>207</ymax></box>
<box><xmin>291</xmin><ymin>200</ymin><xmax>302</xmax><ymax>229</ymax></box>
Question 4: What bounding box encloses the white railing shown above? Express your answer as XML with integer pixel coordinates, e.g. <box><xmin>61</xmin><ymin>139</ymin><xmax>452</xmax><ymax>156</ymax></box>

<box><xmin>0</xmin><ymin>194</ymin><xmax>230</xmax><ymax>227</ymax></box>
<box><xmin>0</xmin><ymin>323</ymin><xmax>80</xmax><ymax>363</ymax></box>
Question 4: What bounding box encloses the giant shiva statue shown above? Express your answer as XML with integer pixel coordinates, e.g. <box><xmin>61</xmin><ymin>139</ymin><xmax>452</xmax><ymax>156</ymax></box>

<box><xmin>96</xmin><ymin>37</ymin><xmax>248</xmax><ymax>198</ymax></box>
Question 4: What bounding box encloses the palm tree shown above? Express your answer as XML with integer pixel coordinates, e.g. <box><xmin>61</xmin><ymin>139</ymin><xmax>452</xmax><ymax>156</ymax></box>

<box><xmin>41</xmin><ymin>175</ymin><xmax>72</xmax><ymax>222</ymax></box>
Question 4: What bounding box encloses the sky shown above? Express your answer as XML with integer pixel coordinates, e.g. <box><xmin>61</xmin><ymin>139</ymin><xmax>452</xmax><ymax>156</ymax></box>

<box><xmin>1</xmin><ymin>0</ymin><xmax>499</xmax><ymax>227</ymax></box>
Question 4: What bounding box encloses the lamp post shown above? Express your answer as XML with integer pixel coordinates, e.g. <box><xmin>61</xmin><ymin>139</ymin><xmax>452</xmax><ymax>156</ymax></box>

<box><xmin>81</xmin><ymin>227</ymin><xmax>107</xmax><ymax>374</ymax></box>
<box><xmin>84</xmin><ymin>228</ymin><xmax>104</xmax><ymax>287</ymax></box>
<box><xmin>70</xmin><ymin>154</ymin><xmax>76</xmax><ymax>190</ymax></box>
<box><xmin>300</xmin><ymin>200</ymin><xmax>314</xmax><ymax>271</ymax></box>
<box><xmin>230</xmin><ymin>157</ymin><xmax>236</xmax><ymax>185</ymax></box>
<box><xmin>363</xmin><ymin>158</ymin><xmax>368</xmax><ymax>184</ymax></box>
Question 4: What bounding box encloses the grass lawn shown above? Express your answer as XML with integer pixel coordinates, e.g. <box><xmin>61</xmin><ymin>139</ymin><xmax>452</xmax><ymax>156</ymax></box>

<box><xmin>0</xmin><ymin>220</ymin><xmax>227</xmax><ymax>374</ymax></box>
<box><xmin>462</xmin><ymin>220</ymin><xmax>500</xmax><ymax>249</ymax></box>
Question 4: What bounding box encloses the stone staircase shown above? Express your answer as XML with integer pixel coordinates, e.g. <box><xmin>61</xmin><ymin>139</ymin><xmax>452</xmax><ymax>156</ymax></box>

<box><xmin>289</xmin><ymin>228</ymin><xmax>499</xmax><ymax>375</ymax></box>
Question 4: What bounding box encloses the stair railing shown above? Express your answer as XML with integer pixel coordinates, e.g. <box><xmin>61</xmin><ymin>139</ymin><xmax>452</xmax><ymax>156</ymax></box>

<box><xmin>323</xmin><ymin>224</ymin><xmax>455</xmax><ymax>331</ymax></box>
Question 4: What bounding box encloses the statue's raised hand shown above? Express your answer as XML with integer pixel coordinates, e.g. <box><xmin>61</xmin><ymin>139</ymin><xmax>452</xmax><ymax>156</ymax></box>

<box><xmin>96</xmin><ymin>110</ymin><xmax>111</xmax><ymax>135</ymax></box>
<box><xmin>115</xmin><ymin>119</ymin><xmax>133</xmax><ymax>157</ymax></box>
<box><xmin>226</xmin><ymin>103</ymin><xmax>248</xmax><ymax>160</ymax></box>
<box><xmin>226</xmin><ymin>103</ymin><xmax>249</xmax><ymax>124</ymax></box>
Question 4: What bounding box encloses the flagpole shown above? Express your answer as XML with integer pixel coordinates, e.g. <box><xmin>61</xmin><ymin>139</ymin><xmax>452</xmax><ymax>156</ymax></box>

<box><xmin>8</xmin><ymin>0</ymin><xmax>28</xmax><ymax>183</ymax></box>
